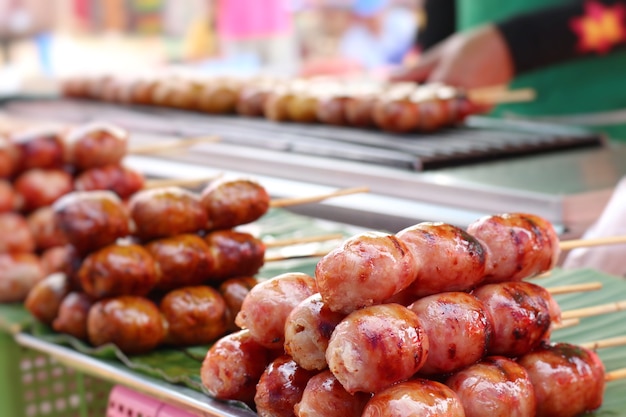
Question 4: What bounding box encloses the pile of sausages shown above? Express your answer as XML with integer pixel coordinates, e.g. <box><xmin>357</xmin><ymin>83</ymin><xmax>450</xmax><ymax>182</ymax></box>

<box><xmin>21</xmin><ymin>173</ymin><xmax>284</xmax><ymax>354</ymax></box>
<box><xmin>200</xmin><ymin>213</ymin><xmax>606</xmax><ymax>417</ymax></box>
<box><xmin>61</xmin><ymin>73</ymin><xmax>477</xmax><ymax>134</ymax></box>
<box><xmin>0</xmin><ymin>122</ymin><xmax>148</xmax><ymax>303</ymax></box>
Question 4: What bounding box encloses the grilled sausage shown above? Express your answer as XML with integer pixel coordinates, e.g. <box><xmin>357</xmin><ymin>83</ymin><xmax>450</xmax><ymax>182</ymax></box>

<box><xmin>200</xmin><ymin>177</ymin><xmax>270</xmax><ymax>230</ymax></box>
<box><xmin>467</xmin><ymin>212</ymin><xmax>560</xmax><ymax>282</ymax></box>
<box><xmin>255</xmin><ymin>355</ymin><xmax>317</xmax><ymax>417</ymax></box>
<box><xmin>159</xmin><ymin>285</ymin><xmax>228</xmax><ymax>346</ymax></box>
<box><xmin>408</xmin><ymin>291</ymin><xmax>493</xmax><ymax>375</ymax></box>
<box><xmin>87</xmin><ymin>295</ymin><xmax>166</xmax><ymax>354</ymax></box>
<box><xmin>235</xmin><ymin>272</ymin><xmax>317</xmax><ymax>350</ymax></box>
<box><xmin>361</xmin><ymin>378</ymin><xmax>465</xmax><ymax>417</ymax></box>
<box><xmin>201</xmin><ymin>329</ymin><xmax>276</xmax><ymax>407</ymax></box>
<box><xmin>63</xmin><ymin>122</ymin><xmax>129</xmax><ymax>171</ymax></box>
<box><xmin>284</xmin><ymin>293</ymin><xmax>346</xmax><ymax>371</ymax></box>
<box><xmin>74</xmin><ymin>164</ymin><xmax>145</xmax><ymax>200</ymax></box>
<box><xmin>0</xmin><ymin>252</ymin><xmax>45</xmax><ymax>302</ymax></box>
<box><xmin>53</xmin><ymin>190</ymin><xmax>131</xmax><ymax>255</ymax></box>
<box><xmin>518</xmin><ymin>342</ymin><xmax>605</xmax><ymax>417</ymax></box>
<box><xmin>326</xmin><ymin>303</ymin><xmax>429</xmax><ymax>394</ymax></box>
<box><xmin>315</xmin><ymin>231</ymin><xmax>419</xmax><ymax>314</ymax></box>
<box><xmin>294</xmin><ymin>370</ymin><xmax>370</xmax><ymax>417</ymax></box>
<box><xmin>78</xmin><ymin>243</ymin><xmax>160</xmax><ymax>299</ymax></box>
<box><xmin>129</xmin><ymin>186</ymin><xmax>207</xmax><ymax>241</ymax></box>
<box><xmin>396</xmin><ymin>221</ymin><xmax>487</xmax><ymax>299</ymax></box>
<box><xmin>445</xmin><ymin>356</ymin><xmax>536</xmax><ymax>417</ymax></box>
<box><xmin>14</xmin><ymin>169</ymin><xmax>74</xmax><ymax>213</ymax></box>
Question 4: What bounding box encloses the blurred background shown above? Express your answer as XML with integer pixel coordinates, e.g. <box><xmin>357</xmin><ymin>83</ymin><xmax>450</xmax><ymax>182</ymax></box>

<box><xmin>0</xmin><ymin>0</ymin><xmax>420</xmax><ymax>92</ymax></box>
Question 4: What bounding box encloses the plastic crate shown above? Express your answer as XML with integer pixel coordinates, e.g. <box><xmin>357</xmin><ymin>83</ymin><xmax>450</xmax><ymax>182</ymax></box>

<box><xmin>107</xmin><ymin>385</ymin><xmax>198</xmax><ymax>417</ymax></box>
<box><xmin>0</xmin><ymin>332</ymin><xmax>113</xmax><ymax>417</ymax></box>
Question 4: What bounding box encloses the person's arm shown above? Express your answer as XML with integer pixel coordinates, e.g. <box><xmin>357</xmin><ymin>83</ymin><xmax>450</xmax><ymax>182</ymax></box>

<box><xmin>392</xmin><ymin>0</ymin><xmax>626</xmax><ymax>88</ymax></box>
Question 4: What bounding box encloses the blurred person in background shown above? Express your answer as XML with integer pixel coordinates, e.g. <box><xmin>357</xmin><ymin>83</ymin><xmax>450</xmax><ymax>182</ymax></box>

<box><xmin>338</xmin><ymin>0</ymin><xmax>417</xmax><ymax>71</ymax></box>
<box><xmin>213</xmin><ymin>0</ymin><xmax>300</xmax><ymax>75</ymax></box>
<box><xmin>298</xmin><ymin>0</ymin><xmax>418</xmax><ymax>77</ymax></box>
<box><xmin>0</xmin><ymin>0</ymin><xmax>56</xmax><ymax>77</ymax></box>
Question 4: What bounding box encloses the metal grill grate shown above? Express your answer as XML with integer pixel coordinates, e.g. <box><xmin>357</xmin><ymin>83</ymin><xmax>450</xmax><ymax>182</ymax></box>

<box><xmin>1</xmin><ymin>98</ymin><xmax>605</xmax><ymax>171</ymax></box>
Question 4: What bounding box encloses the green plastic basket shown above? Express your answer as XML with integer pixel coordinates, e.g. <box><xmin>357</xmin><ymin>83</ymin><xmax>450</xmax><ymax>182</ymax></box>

<box><xmin>0</xmin><ymin>332</ymin><xmax>113</xmax><ymax>417</ymax></box>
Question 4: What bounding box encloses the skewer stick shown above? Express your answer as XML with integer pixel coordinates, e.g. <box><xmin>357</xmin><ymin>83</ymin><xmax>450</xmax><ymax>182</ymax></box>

<box><xmin>580</xmin><ymin>336</ymin><xmax>626</xmax><ymax>351</ymax></box>
<box><xmin>128</xmin><ymin>135</ymin><xmax>220</xmax><ymax>155</ymax></box>
<box><xmin>561</xmin><ymin>300</ymin><xmax>626</xmax><ymax>320</ymax></box>
<box><xmin>264</xmin><ymin>233</ymin><xmax>345</xmax><ymax>248</ymax></box>
<box><xmin>559</xmin><ymin>235</ymin><xmax>626</xmax><ymax>251</ymax></box>
<box><xmin>605</xmin><ymin>368</ymin><xmax>626</xmax><ymax>382</ymax></box>
<box><xmin>270</xmin><ymin>186</ymin><xmax>370</xmax><ymax>208</ymax></box>
<box><xmin>467</xmin><ymin>87</ymin><xmax>536</xmax><ymax>105</ymax></box>
<box><xmin>552</xmin><ymin>318</ymin><xmax>580</xmax><ymax>330</ymax></box>
<box><xmin>546</xmin><ymin>282</ymin><xmax>602</xmax><ymax>295</ymax></box>
<box><xmin>264</xmin><ymin>249</ymin><xmax>331</xmax><ymax>262</ymax></box>
<box><xmin>143</xmin><ymin>175</ymin><xmax>222</xmax><ymax>190</ymax></box>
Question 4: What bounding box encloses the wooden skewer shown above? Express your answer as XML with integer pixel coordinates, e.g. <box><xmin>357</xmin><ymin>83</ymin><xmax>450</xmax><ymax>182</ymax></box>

<box><xmin>467</xmin><ymin>87</ymin><xmax>536</xmax><ymax>105</ymax></box>
<box><xmin>559</xmin><ymin>235</ymin><xmax>626</xmax><ymax>251</ymax></box>
<box><xmin>552</xmin><ymin>318</ymin><xmax>580</xmax><ymax>330</ymax></box>
<box><xmin>270</xmin><ymin>186</ymin><xmax>370</xmax><ymax>208</ymax></box>
<box><xmin>546</xmin><ymin>282</ymin><xmax>602</xmax><ymax>295</ymax></box>
<box><xmin>605</xmin><ymin>367</ymin><xmax>626</xmax><ymax>382</ymax></box>
<box><xmin>128</xmin><ymin>135</ymin><xmax>220</xmax><ymax>155</ymax></box>
<box><xmin>264</xmin><ymin>249</ymin><xmax>331</xmax><ymax>262</ymax></box>
<box><xmin>561</xmin><ymin>300</ymin><xmax>626</xmax><ymax>320</ymax></box>
<box><xmin>264</xmin><ymin>233</ymin><xmax>345</xmax><ymax>248</ymax></box>
<box><xmin>580</xmin><ymin>335</ymin><xmax>626</xmax><ymax>351</ymax></box>
<box><xmin>143</xmin><ymin>175</ymin><xmax>222</xmax><ymax>190</ymax></box>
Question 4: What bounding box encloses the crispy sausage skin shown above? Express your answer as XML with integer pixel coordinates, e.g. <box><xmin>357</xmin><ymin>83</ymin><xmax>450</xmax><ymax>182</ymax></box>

<box><xmin>284</xmin><ymin>293</ymin><xmax>346</xmax><ymax>371</ymax></box>
<box><xmin>0</xmin><ymin>179</ymin><xmax>19</xmax><ymax>212</ymax></box>
<box><xmin>74</xmin><ymin>164</ymin><xmax>145</xmax><ymax>200</ymax></box>
<box><xmin>129</xmin><ymin>186</ymin><xmax>208</xmax><ymax>241</ymax></box>
<box><xmin>87</xmin><ymin>295</ymin><xmax>166</xmax><ymax>354</ymax></box>
<box><xmin>24</xmin><ymin>272</ymin><xmax>71</xmax><ymax>326</ymax></box>
<box><xmin>467</xmin><ymin>213</ymin><xmax>560</xmax><ymax>282</ymax></box>
<box><xmin>10</xmin><ymin>127</ymin><xmax>66</xmax><ymax>172</ymax></box>
<box><xmin>254</xmin><ymin>355</ymin><xmax>317</xmax><ymax>417</ymax></box>
<box><xmin>446</xmin><ymin>356</ymin><xmax>536</xmax><ymax>417</ymax></box>
<box><xmin>201</xmin><ymin>329</ymin><xmax>276</xmax><ymax>407</ymax></box>
<box><xmin>14</xmin><ymin>169</ymin><xmax>74</xmax><ymax>213</ymax></box>
<box><xmin>472</xmin><ymin>281</ymin><xmax>556</xmax><ymax>357</ymax></box>
<box><xmin>200</xmin><ymin>177</ymin><xmax>270</xmax><ymax>230</ymax></box>
<box><xmin>159</xmin><ymin>285</ymin><xmax>228</xmax><ymax>346</ymax></box>
<box><xmin>78</xmin><ymin>243</ymin><xmax>160</xmax><ymax>299</ymax></box>
<box><xmin>53</xmin><ymin>190</ymin><xmax>131</xmax><ymax>256</ymax></box>
<box><xmin>40</xmin><ymin>245</ymin><xmax>72</xmax><ymax>276</ymax></box>
<box><xmin>0</xmin><ymin>136</ymin><xmax>20</xmax><ymax>179</ymax></box>
<box><xmin>64</xmin><ymin>122</ymin><xmax>129</xmax><ymax>171</ymax></box>
<box><xmin>362</xmin><ymin>378</ymin><xmax>466</xmax><ymax>417</ymax></box>
<box><xmin>396</xmin><ymin>222</ymin><xmax>487</xmax><ymax>298</ymax></box>
<box><xmin>146</xmin><ymin>234</ymin><xmax>215</xmax><ymax>292</ymax></box>
<box><xmin>218</xmin><ymin>276</ymin><xmax>259</xmax><ymax>330</ymax></box>
<box><xmin>326</xmin><ymin>303</ymin><xmax>429</xmax><ymax>394</ymax></box>
<box><xmin>53</xmin><ymin>291</ymin><xmax>94</xmax><ymax>341</ymax></box>
<box><xmin>204</xmin><ymin>230</ymin><xmax>266</xmax><ymax>282</ymax></box>
<box><xmin>408</xmin><ymin>291</ymin><xmax>493</xmax><ymax>375</ymax></box>
<box><xmin>518</xmin><ymin>343</ymin><xmax>605</xmax><ymax>417</ymax></box>
<box><xmin>315</xmin><ymin>231</ymin><xmax>419</xmax><ymax>314</ymax></box>
<box><xmin>294</xmin><ymin>370</ymin><xmax>370</xmax><ymax>417</ymax></box>
<box><xmin>235</xmin><ymin>272</ymin><xmax>317</xmax><ymax>350</ymax></box>
<box><xmin>0</xmin><ymin>253</ymin><xmax>45</xmax><ymax>302</ymax></box>
<box><xmin>0</xmin><ymin>212</ymin><xmax>35</xmax><ymax>253</ymax></box>
<box><xmin>27</xmin><ymin>206</ymin><xmax>68</xmax><ymax>250</ymax></box>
